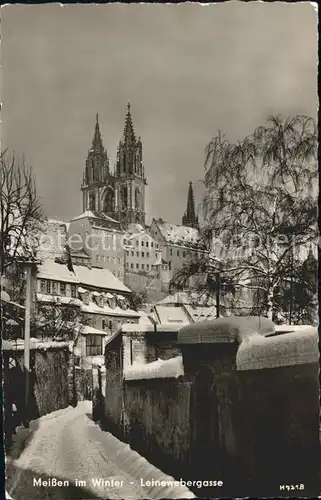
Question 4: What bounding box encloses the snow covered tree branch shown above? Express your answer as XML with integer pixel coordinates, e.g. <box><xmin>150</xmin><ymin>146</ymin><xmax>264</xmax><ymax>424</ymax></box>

<box><xmin>171</xmin><ymin>115</ymin><xmax>317</xmax><ymax>321</ymax></box>
<box><xmin>0</xmin><ymin>151</ymin><xmax>43</xmax><ymax>276</ymax></box>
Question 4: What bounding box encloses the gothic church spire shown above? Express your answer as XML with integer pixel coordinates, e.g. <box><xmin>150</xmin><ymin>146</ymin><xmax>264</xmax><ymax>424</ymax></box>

<box><xmin>91</xmin><ymin>113</ymin><xmax>104</xmax><ymax>153</ymax></box>
<box><xmin>123</xmin><ymin>101</ymin><xmax>136</xmax><ymax>144</ymax></box>
<box><xmin>182</xmin><ymin>181</ymin><xmax>199</xmax><ymax>229</ymax></box>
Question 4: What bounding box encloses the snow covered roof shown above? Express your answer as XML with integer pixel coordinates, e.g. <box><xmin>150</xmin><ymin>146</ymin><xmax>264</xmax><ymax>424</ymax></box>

<box><xmin>154</xmin><ymin>219</ymin><xmax>207</xmax><ymax>249</ymax></box>
<box><xmin>184</xmin><ymin>304</ymin><xmax>221</xmax><ymax>322</ymax></box>
<box><xmin>138</xmin><ymin>311</ymin><xmax>156</xmax><ymax>325</ymax></box>
<box><xmin>73</xmin><ymin>265</ymin><xmax>130</xmax><ymax>293</ymax></box>
<box><xmin>70</xmin><ymin>211</ymin><xmax>99</xmax><ymax>221</ymax></box>
<box><xmin>124</xmin><ymin>355</ymin><xmax>184</xmax><ymax>381</ymax></box>
<box><xmin>177</xmin><ymin>316</ymin><xmax>275</xmax><ymax>345</ymax></box>
<box><xmin>71</xmin><ymin>211</ymin><xmax>120</xmax><ymax>227</ymax></box>
<box><xmin>81</xmin><ymin>301</ymin><xmax>139</xmax><ymax>318</ymax></box>
<box><xmin>236</xmin><ymin>326</ymin><xmax>319</xmax><ymax>370</ymax></box>
<box><xmin>37</xmin><ymin>260</ymin><xmax>79</xmax><ymax>283</ymax></box>
<box><xmin>46</xmin><ymin>218</ymin><xmax>69</xmax><ymax>227</ymax></box>
<box><xmin>125</xmin><ymin>223</ymin><xmax>153</xmax><ymax>238</ymax></box>
<box><xmin>120</xmin><ymin>323</ymin><xmax>182</xmax><ymax>333</ymax></box>
<box><xmin>74</xmin><ymin>323</ymin><xmax>109</xmax><ymax>336</ymax></box>
<box><xmin>36</xmin><ymin>293</ymin><xmax>82</xmax><ymax>307</ymax></box>
<box><xmin>154</xmin><ymin>305</ymin><xmax>191</xmax><ymax>325</ymax></box>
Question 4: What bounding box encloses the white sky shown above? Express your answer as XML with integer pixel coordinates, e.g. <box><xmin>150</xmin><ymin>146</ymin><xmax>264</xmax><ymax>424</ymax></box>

<box><xmin>1</xmin><ymin>3</ymin><xmax>318</xmax><ymax>225</ymax></box>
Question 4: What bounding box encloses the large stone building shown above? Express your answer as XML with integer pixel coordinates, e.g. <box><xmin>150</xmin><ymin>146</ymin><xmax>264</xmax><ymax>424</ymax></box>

<box><xmin>122</xmin><ymin>223</ymin><xmax>169</xmax><ymax>301</ymax></box>
<box><xmin>150</xmin><ymin>218</ymin><xmax>208</xmax><ymax>284</ymax></box>
<box><xmin>68</xmin><ymin>211</ymin><xmax>124</xmax><ymax>280</ymax></box>
<box><xmin>81</xmin><ymin>103</ymin><xmax>146</xmax><ymax>226</ymax></box>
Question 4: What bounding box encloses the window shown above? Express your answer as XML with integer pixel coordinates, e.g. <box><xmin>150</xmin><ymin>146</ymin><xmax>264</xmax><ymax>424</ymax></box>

<box><xmin>146</xmin><ymin>252</ymin><xmax>149</xmax><ymax>258</ymax></box>
<box><xmin>177</xmin><ymin>251</ymin><xmax>180</xmax><ymax>257</ymax></box>
<box><xmin>131</xmin><ymin>263</ymin><xmax>134</xmax><ymax>268</ymax></box>
<box><xmin>156</xmin><ymin>243</ymin><xmax>158</xmax><ymax>248</ymax></box>
<box><xmin>136</xmin><ymin>252</ymin><xmax>139</xmax><ymax>257</ymax></box>
<box><xmin>136</xmin><ymin>263</ymin><xmax>139</xmax><ymax>269</ymax></box>
<box><xmin>86</xmin><ymin>335</ymin><xmax>102</xmax><ymax>356</ymax></box>
<box><xmin>52</xmin><ymin>281</ymin><xmax>58</xmax><ymax>294</ymax></box>
<box><xmin>151</xmin><ymin>242</ymin><xmax>154</xmax><ymax>248</ymax></box>
<box><xmin>136</xmin><ymin>241</ymin><xmax>139</xmax><ymax>247</ymax></box>
<box><xmin>142</xmin><ymin>264</ymin><xmax>145</xmax><ymax>269</ymax></box>
<box><xmin>46</xmin><ymin>281</ymin><xmax>51</xmax><ymax>294</ymax></box>
<box><xmin>169</xmin><ymin>261</ymin><xmax>172</xmax><ymax>271</ymax></box>
<box><xmin>40</xmin><ymin>280</ymin><xmax>46</xmax><ymax>293</ymax></box>
<box><xmin>142</xmin><ymin>252</ymin><xmax>145</xmax><ymax>257</ymax></box>
<box><xmin>183</xmin><ymin>251</ymin><xmax>186</xmax><ymax>257</ymax></box>
<box><xmin>60</xmin><ymin>283</ymin><xmax>66</xmax><ymax>295</ymax></box>
<box><xmin>146</xmin><ymin>242</ymin><xmax>149</xmax><ymax>248</ymax></box>
<box><xmin>142</xmin><ymin>241</ymin><xmax>144</xmax><ymax>247</ymax></box>
<box><xmin>146</xmin><ymin>264</ymin><xmax>149</xmax><ymax>270</ymax></box>
<box><xmin>170</xmin><ymin>249</ymin><xmax>173</xmax><ymax>256</ymax></box>
<box><xmin>126</xmin><ymin>250</ymin><xmax>129</xmax><ymax>256</ymax></box>
<box><xmin>131</xmin><ymin>251</ymin><xmax>134</xmax><ymax>256</ymax></box>
<box><xmin>71</xmin><ymin>285</ymin><xmax>76</xmax><ymax>298</ymax></box>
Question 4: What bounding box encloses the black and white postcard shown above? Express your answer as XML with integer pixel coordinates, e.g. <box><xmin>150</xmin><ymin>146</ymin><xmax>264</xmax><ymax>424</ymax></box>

<box><xmin>1</xmin><ymin>3</ymin><xmax>319</xmax><ymax>499</ymax></box>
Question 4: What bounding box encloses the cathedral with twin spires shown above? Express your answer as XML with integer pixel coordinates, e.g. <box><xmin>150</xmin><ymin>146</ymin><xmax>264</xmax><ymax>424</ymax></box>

<box><xmin>81</xmin><ymin>102</ymin><xmax>198</xmax><ymax>231</ymax></box>
<box><xmin>81</xmin><ymin>102</ymin><xmax>147</xmax><ymax>226</ymax></box>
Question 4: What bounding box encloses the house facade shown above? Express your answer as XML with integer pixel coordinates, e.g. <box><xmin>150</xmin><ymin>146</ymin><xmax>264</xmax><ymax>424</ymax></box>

<box><xmin>150</xmin><ymin>218</ymin><xmax>209</xmax><ymax>284</ymax></box>
<box><xmin>68</xmin><ymin>212</ymin><xmax>125</xmax><ymax>280</ymax></box>
<box><xmin>33</xmin><ymin>259</ymin><xmax>140</xmax><ymax>360</ymax></box>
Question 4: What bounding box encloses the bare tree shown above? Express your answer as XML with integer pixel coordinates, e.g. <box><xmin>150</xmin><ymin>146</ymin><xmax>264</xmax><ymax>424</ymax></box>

<box><xmin>0</xmin><ymin>151</ymin><xmax>43</xmax><ymax>276</ymax></box>
<box><xmin>172</xmin><ymin>115</ymin><xmax>318</xmax><ymax>321</ymax></box>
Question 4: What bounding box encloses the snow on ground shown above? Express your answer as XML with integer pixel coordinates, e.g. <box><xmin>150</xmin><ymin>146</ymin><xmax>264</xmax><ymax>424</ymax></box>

<box><xmin>6</xmin><ymin>401</ymin><xmax>195</xmax><ymax>500</ymax></box>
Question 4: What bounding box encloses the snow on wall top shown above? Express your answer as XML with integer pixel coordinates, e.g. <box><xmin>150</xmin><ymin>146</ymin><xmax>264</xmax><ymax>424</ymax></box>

<box><xmin>155</xmin><ymin>220</ymin><xmax>207</xmax><ymax>249</ymax></box>
<box><xmin>124</xmin><ymin>355</ymin><xmax>184</xmax><ymax>381</ymax></box>
<box><xmin>73</xmin><ymin>265</ymin><xmax>130</xmax><ymax>293</ymax></box>
<box><xmin>177</xmin><ymin>316</ymin><xmax>275</xmax><ymax>344</ymax></box>
<box><xmin>236</xmin><ymin>327</ymin><xmax>319</xmax><ymax>370</ymax></box>
<box><xmin>2</xmin><ymin>339</ymin><xmax>70</xmax><ymax>351</ymax></box>
<box><xmin>37</xmin><ymin>260</ymin><xmax>79</xmax><ymax>283</ymax></box>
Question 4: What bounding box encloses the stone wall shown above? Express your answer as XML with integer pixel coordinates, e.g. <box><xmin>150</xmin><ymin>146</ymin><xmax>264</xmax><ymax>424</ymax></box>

<box><xmin>103</xmin><ymin>339</ymin><xmax>123</xmax><ymax>435</ymax></box>
<box><xmin>123</xmin><ymin>378</ymin><xmax>192</xmax><ymax>479</ymax></box>
<box><xmin>3</xmin><ymin>344</ymin><xmax>71</xmax><ymax>448</ymax></box>
<box><xmin>103</xmin><ymin>323</ymin><xmax>319</xmax><ymax>497</ymax></box>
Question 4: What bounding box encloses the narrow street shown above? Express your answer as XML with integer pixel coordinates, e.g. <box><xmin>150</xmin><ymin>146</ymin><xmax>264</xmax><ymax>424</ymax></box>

<box><xmin>5</xmin><ymin>402</ymin><xmax>195</xmax><ymax>500</ymax></box>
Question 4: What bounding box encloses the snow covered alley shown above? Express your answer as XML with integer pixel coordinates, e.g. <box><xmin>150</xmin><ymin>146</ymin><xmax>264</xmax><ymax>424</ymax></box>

<box><xmin>5</xmin><ymin>401</ymin><xmax>195</xmax><ymax>500</ymax></box>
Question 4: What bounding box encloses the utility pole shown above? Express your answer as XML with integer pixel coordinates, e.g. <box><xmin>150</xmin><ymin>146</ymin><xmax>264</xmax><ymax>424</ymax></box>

<box><xmin>216</xmin><ymin>272</ymin><xmax>220</xmax><ymax>318</ymax></box>
<box><xmin>21</xmin><ymin>259</ymin><xmax>38</xmax><ymax>427</ymax></box>
<box><xmin>289</xmin><ymin>246</ymin><xmax>294</xmax><ymax>326</ymax></box>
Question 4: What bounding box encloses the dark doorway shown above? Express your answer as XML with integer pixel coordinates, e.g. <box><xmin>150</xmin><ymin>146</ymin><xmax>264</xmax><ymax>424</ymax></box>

<box><xmin>192</xmin><ymin>365</ymin><xmax>220</xmax><ymax>480</ymax></box>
